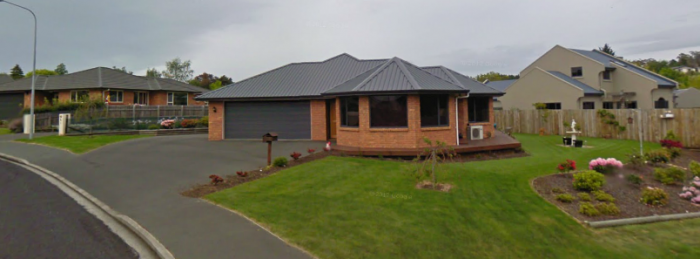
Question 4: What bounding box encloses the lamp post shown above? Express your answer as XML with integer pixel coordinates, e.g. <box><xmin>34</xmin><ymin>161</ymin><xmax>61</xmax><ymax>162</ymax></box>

<box><xmin>1</xmin><ymin>0</ymin><xmax>37</xmax><ymax>139</ymax></box>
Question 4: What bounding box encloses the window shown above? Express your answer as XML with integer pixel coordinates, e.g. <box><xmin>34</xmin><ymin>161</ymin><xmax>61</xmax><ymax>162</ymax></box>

<box><xmin>545</xmin><ymin>103</ymin><xmax>561</xmax><ymax>110</ymax></box>
<box><xmin>655</xmin><ymin>98</ymin><xmax>669</xmax><ymax>109</ymax></box>
<box><xmin>70</xmin><ymin>90</ymin><xmax>90</xmax><ymax>102</ymax></box>
<box><xmin>340</xmin><ymin>97</ymin><xmax>359</xmax><ymax>127</ymax></box>
<box><xmin>571</xmin><ymin>67</ymin><xmax>583</xmax><ymax>77</ymax></box>
<box><xmin>420</xmin><ymin>95</ymin><xmax>449</xmax><ymax>127</ymax></box>
<box><xmin>167</xmin><ymin>92</ymin><xmax>188</xmax><ymax>106</ymax></box>
<box><xmin>105</xmin><ymin>90</ymin><xmax>123</xmax><ymax>103</ymax></box>
<box><xmin>602</xmin><ymin>71</ymin><xmax>611</xmax><ymax>80</ymax></box>
<box><xmin>369</xmin><ymin>95</ymin><xmax>407</xmax><ymax>127</ymax></box>
<box><xmin>134</xmin><ymin>92</ymin><xmax>149</xmax><ymax>105</ymax></box>
<box><xmin>626</xmin><ymin>101</ymin><xmax>637</xmax><ymax>109</ymax></box>
<box><xmin>583</xmin><ymin>102</ymin><xmax>595</xmax><ymax>110</ymax></box>
<box><xmin>603</xmin><ymin>102</ymin><xmax>614</xmax><ymax>109</ymax></box>
<box><xmin>616</xmin><ymin>102</ymin><xmax>623</xmax><ymax>109</ymax></box>
<box><xmin>468</xmin><ymin>97</ymin><xmax>490</xmax><ymax>123</ymax></box>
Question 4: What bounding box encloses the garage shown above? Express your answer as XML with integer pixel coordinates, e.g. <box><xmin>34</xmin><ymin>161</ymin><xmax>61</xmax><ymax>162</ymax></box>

<box><xmin>224</xmin><ymin>101</ymin><xmax>311</xmax><ymax>139</ymax></box>
<box><xmin>0</xmin><ymin>93</ymin><xmax>24</xmax><ymax>120</ymax></box>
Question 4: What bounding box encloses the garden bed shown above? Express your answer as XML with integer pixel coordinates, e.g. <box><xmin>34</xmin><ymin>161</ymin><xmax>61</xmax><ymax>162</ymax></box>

<box><xmin>533</xmin><ymin>150</ymin><xmax>700</xmax><ymax>222</ymax></box>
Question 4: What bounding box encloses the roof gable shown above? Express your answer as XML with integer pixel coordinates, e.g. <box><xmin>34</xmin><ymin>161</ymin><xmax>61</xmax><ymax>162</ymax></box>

<box><xmin>547</xmin><ymin>70</ymin><xmax>604</xmax><ymax>95</ymax></box>
<box><xmin>569</xmin><ymin>48</ymin><xmax>677</xmax><ymax>87</ymax></box>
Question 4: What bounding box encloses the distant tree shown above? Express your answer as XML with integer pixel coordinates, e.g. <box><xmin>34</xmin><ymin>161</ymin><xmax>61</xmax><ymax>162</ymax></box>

<box><xmin>10</xmin><ymin>64</ymin><xmax>24</xmax><ymax>79</ymax></box>
<box><xmin>146</xmin><ymin>68</ymin><xmax>162</xmax><ymax>78</ymax></box>
<box><xmin>677</xmin><ymin>53</ymin><xmax>694</xmax><ymax>67</ymax></box>
<box><xmin>475</xmin><ymin>71</ymin><xmax>519</xmax><ymax>82</ymax></box>
<box><xmin>598</xmin><ymin>44</ymin><xmax>616</xmax><ymax>56</ymax></box>
<box><xmin>209</xmin><ymin>80</ymin><xmax>223</xmax><ymax>90</ymax></box>
<box><xmin>690</xmin><ymin>51</ymin><xmax>700</xmax><ymax>68</ymax></box>
<box><xmin>659</xmin><ymin>67</ymin><xmax>688</xmax><ymax>87</ymax></box>
<box><xmin>54</xmin><ymin>63</ymin><xmax>68</xmax><ymax>75</ymax></box>
<box><xmin>25</xmin><ymin>69</ymin><xmax>58</xmax><ymax>78</ymax></box>
<box><xmin>219</xmin><ymin>75</ymin><xmax>233</xmax><ymax>86</ymax></box>
<box><xmin>688</xmin><ymin>75</ymin><xmax>700</xmax><ymax>89</ymax></box>
<box><xmin>112</xmin><ymin>66</ymin><xmax>133</xmax><ymax>74</ymax></box>
<box><xmin>163</xmin><ymin>58</ymin><xmax>194</xmax><ymax>82</ymax></box>
<box><xmin>192</xmin><ymin>72</ymin><xmax>216</xmax><ymax>88</ymax></box>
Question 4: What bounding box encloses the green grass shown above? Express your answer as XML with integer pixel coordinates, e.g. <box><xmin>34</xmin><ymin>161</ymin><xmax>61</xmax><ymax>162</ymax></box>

<box><xmin>206</xmin><ymin>134</ymin><xmax>700</xmax><ymax>259</ymax></box>
<box><xmin>0</xmin><ymin>128</ymin><xmax>11</xmax><ymax>135</ymax></box>
<box><xmin>16</xmin><ymin>135</ymin><xmax>150</xmax><ymax>154</ymax></box>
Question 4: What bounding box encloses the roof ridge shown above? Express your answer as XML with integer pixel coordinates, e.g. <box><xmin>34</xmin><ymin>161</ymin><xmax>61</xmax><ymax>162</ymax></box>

<box><xmin>438</xmin><ymin>66</ymin><xmax>465</xmax><ymax>88</ymax></box>
<box><xmin>393</xmin><ymin>58</ymin><xmax>422</xmax><ymax>90</ymax></box>
<box><xmin>441</xmin><ymin>66</ymin><xmax>502</xmax><ymax>92</ymax></box>
<box><xmin>351</xmin><ymin>59</ymin><xmax>395</xmax><ymax>91</ymax></box>
<box><xmin>400</xmin><ymin>62</ymin><xmax>464</xmax><ymax>89</ymax></box>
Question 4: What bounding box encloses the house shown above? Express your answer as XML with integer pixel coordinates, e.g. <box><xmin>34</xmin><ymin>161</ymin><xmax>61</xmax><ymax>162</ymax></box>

<box><xmin>483</xmin><ymin>79</ymin><xmax>516</xmax><ymax>110</ymax></box>
<box><xmin>674</xmin><ymin>88</ymin><xmax>700</xmax><ymax>108</ymax></box>
<box><xmin>0</xmin><ymin>74</ymin><xmax>13</xmax><ymax>84</ymax></box>
<box><xmin>671</xmin><ymin>66</ymin><xmax>699</xmax><ymax>74</ymax></box>
<box><xmin>0</xmin><ymin>67</ymin><xmax>207</xmax><ymax>120</ymax></box>
<box><xmin>491</xmin><ymin>45</ymin><xmax>678</xmax><ymax>110</ymax></box>
<box><xmin>196</xmin><ymin>54</ymin><xmax>513</xmax><ymax>154</ymax></box>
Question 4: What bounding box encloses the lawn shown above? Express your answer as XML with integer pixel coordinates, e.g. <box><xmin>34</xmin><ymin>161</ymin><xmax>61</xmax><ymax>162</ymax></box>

<box><xmin>16</xmin><ymin>135</ymin><xmax>150</xmax><ymax>154</ymax></box>
<box><xmin>0</xmin><ymin>128</ymin><xmax>11</xmax><ymax>135</ymax></box>
<box><xmin>206</xmin><ymin>134</ymin><xmax>700</xmax><ymax>259</ymax></box>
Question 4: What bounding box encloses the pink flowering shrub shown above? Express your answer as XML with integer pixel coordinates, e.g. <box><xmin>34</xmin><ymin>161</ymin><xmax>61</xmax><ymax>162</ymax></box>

<box><xmin>160</xmin><ymin>119</ymin><xmax>175</xmax><ymax>129</ymax></box>
<box><xmin>679</xmin><ymin>176</ymin><xmax>700</xmax><ymax>204</ymax></box>
<box><xmin>588</xmin><ymin>158</ymin><xmax>623</xmax><ymax>174</ymax></box>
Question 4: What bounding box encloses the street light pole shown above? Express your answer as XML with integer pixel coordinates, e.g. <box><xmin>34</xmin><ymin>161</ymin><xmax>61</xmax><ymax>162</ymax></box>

<box><xmin>1</xmin><ymin>0</ymin><xmax>37</xmax><ymax>139</ymax></box>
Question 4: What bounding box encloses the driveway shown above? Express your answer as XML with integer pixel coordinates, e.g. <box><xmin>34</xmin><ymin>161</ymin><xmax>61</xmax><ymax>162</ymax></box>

<box><xmin>0</xmin><ymin>134</ymin><xmax>325</xmax><ymax>259</ymax></box>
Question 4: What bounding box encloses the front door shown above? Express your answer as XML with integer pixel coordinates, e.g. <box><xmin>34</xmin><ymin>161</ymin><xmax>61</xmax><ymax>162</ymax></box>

<box><xmin>328</xmin><ymin>99</ymin><xmax>337</xmax><ymax>139</ymax></box>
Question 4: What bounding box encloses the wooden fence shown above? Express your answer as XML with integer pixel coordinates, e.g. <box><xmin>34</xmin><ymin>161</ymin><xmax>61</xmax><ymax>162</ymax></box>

<box><xmin>34</xmin><ymin>105</ymin><xmax>208</xmax><ymax>129</ymax></box>
<box><xmin>494</xmin><ymin>109</ymin><xmax>700</xmax><ymax>148</ymax></box>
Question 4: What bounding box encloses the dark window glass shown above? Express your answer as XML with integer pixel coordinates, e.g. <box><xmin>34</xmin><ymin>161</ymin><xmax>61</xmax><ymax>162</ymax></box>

<box><xmin>571</xmin><ymin>67</ymin><xmax>583</xmax><ymax>77</ymax></box>
<box><xmin>370</xmin><ymin>95</ymin><xmax>407</xmax><ymax>127</ymax></box>
<box><xmin>168</xmin><ymin>92</ymin><xmax>188</xmax><ymax>105</ymax></box>
<box><xmin>603</xmin><ymin>71</ymin><xmax>611</xmax><ymax>80</ymax></box>
<box><xmin>420</xmin><ymin>95</ymin><xmax>449</xmax><ymax>127</ymax></box>
<box><xmin>583</xmin><ymin>102</ymin><xmax>595</xmax><ymax>109</ymax></box>
<box><xmin>468</xmin><ymin>97</ymin><xmax>490</xmax><ymax>123</ymax></box>
<box><xmin>626</xmin><ymin>101</ymin><xmax>637</xmax><ymax>109</ymax></box>
<box><xmin>108</xmin><ymin>91</ymin><xmax>123</xmax><ymax>103</ymax></box>
<box><xmin>340</xmin><ymin>97</ymin><xmax>359</xmax><ymax>127</ymax></box>
<box><xmin>655</xmin><ymin>98</ymin><xmax>669</xmax><ymax>109</ymax></box>
<box><xmin>616</xmin><ymin>102</ymin><xmax>622</xmax><ymax>109</ymax></box>
<box><xmin>545</xmin><ymin>103</ymin><xmax>561</xmax><ymax>110</ymax></box>
<box><xmin>71</xmin><ymin>90</ymin><xmax>90</xmax><ymax>102</ymax></box>
<box><xmin>603</xmin><ymin>102</ymin><xmax>614</xmax><ymax>109</ymax></box>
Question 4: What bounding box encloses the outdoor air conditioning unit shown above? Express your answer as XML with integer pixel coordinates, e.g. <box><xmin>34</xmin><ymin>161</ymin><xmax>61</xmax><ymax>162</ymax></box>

<box><xmin>470</xmin><ymin>125</ymin><xmax>484</xmax><ymax>140</ymax></box>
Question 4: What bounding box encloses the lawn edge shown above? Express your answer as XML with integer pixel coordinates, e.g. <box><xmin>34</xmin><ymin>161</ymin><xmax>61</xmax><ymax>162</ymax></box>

<box><xmin>201</xmin><ymin>198</ymin><xmax>320</xmax><ymax>259</ymax></box>
<box><xmin>14</xmin><ymin>135</ymin><xmax>151</xmax><ymax>155</ymax></box>
<box><xmin>78</xmin><ymin>135</ymin><xmax>152</xmax><ymax>155</ymax></box>
<box><xmin>13</xmin><ymin>140</ymin><xmax>77</xmax><ymax>154</ymax></box>
<box><xmin>529</xmin><ymin>175</ymin><xmax>590</xmax><ymax>227</ymax></box>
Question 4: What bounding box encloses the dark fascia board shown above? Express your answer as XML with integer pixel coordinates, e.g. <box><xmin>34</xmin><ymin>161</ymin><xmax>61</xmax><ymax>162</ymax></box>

<box><xmin>468</xmin><ymin>92</ymin><xmax>506</xmax><ymax>97</ymax></box>
<box><xmin>195</xmin><ymin>95</ymin><xmax>333</xmax><ymax>102</ymax></box>
<box><xmin>321</xmin><ymin>89</ymin><xmax>469</xmax><ymax>97</ymax></box>
<box><xmin>584</xmin><ymin>92</ymin><xmax>605</xmax><ymax>96</ymax></box>
<box><xmin>658</xmin><ymin>84</ymin><xmax>677</xmax><ymax>89</ymax></box>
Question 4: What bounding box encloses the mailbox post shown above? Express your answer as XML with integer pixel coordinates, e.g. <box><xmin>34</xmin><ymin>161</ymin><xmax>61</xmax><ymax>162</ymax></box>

<box><xmin>262</xmin><ymin>132</ymin><xmax>278</xmax><ymax>166</ymax></box>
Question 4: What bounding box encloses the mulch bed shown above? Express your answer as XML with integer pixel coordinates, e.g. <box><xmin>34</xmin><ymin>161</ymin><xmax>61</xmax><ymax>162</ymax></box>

<box><xmin>533</xmin><ymin>150</ymin><xmax>700</xmax><ymax>222</ymax></box>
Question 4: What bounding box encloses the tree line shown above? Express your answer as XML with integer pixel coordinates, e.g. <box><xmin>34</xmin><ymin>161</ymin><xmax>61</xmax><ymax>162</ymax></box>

<box><xmin>1</xmin><ymin>59</ymin><xmax>232</xmax><ymax>90</ymax></box>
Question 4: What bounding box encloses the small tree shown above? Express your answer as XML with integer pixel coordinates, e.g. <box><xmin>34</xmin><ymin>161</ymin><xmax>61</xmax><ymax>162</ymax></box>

<box><xmin>411</xmin><ymin>137</ymin><xmax>456</xmax><ymax>189</ymax></box>
<box><xmin>73</xmin><ymin>98</ymin><xmax>107</xmax><ymax>135</ymax></box>
<box><xmin>55</xmin><ymin>63</ymin><xmax>68</xmax><ymax>75</ymax></box>
<box><xmin>598</xmin><ymin>43</ymin><xmax>616</xmax><ymax>56</ymax></box>
<box><xmin>10</xmin><ymin>64</ymin><xmax>24</xmax><ymax>79</ymax></box>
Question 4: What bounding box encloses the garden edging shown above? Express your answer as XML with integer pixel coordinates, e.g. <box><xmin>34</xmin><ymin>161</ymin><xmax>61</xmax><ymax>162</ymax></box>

<box><xmin>587</xmin><ymin>211</ymin><xmax>700</xmax><ymax>228</ymax></box>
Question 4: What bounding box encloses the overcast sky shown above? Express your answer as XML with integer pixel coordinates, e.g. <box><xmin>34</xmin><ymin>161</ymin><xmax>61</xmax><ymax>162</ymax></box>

<box><xmin>1</xmin><ymin>0</ymin><xmax>699</xmax><ymax>81</ymax></box>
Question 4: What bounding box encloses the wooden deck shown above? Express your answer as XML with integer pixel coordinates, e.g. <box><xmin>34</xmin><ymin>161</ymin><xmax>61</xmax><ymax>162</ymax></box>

<box><xmin>333</xmin><ymin>131</ymin><xmax>521</xmax><ymax>157</ymax></box>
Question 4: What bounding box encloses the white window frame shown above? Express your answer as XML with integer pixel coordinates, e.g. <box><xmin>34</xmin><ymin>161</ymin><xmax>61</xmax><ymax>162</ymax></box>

<box><xmin>70</xmin><ymin>90</ymin><xmax>90</xmax><ymax>102</ymax></box>
<box><xmin>167</xmin><ymin>92</ymin><xmax>188</xmax><ymax>106</ymax></box>
<box><xmin>134</xmin><ymin>91</ymin><xmax>149</xmax><ymax>105</ymax></box>
<box><xmin>104</xmin><ymin>90</ymin><xmax>124</xmax><ymax>103</ymax></box>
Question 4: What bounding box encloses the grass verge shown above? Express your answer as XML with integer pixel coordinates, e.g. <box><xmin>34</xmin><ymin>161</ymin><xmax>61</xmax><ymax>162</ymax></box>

<box><xmin>0</xmin><ymin>128</ymin><xmax>11</xmax><ymax>135</ymax></box>
<box><xmin>16</xmin><ymin>135</ymin><xmax>150</xmax><ymax>154</ymax></box>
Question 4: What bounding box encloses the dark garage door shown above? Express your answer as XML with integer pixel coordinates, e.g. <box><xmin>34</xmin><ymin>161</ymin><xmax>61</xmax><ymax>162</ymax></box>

<box><xmin>224</xmin><ymin>101</ymin><xmax>311</xmax><ymax>139</ymax></box>
<box><xmin>0</xmin><ymin>94</ymin><xmax>24</xmax><ymax>120</ymax></box>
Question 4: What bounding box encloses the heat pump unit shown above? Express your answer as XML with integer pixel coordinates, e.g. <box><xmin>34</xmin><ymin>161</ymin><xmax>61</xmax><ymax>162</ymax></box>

<box><xmin>470</xmin><ymin>126</ymin><xmax>484</xmax><ymax>140</ymax></box>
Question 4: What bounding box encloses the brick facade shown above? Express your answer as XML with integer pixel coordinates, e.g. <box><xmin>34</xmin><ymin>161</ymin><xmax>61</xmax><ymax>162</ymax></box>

<box><xmin>208</xmin><ymin>101</ymin><xmax>224</xmax><ymax>141</ymax></box>
<box><xmin>310</xmin><ymin>100</ymin><xmax>328</xmax><ymax>141</ymax></box>
<box><xmin>22</xmin><ymin>89</ymin><xmax>206</xmax><ymax>108</ymax></box>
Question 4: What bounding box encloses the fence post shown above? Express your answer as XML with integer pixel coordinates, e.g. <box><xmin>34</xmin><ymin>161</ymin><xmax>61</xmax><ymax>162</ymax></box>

<box><xmin>157</xmin><ymin>105</ymin><xmax>160</xmax><ymax>119</ymax></box>
<box><xmin>181</xmin><ymin>105</ymin><xmax>184</xmax><ymax>117</ymax></box>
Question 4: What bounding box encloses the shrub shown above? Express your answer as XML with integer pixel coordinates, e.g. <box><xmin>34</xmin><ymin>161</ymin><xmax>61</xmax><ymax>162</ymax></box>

<box><xmin>161</xmin><ymin>119</ymin><xmax>175</xmax><ymax>129</ymax></box>
<box><xmin>109</xmin><ymin>118</ymin><xmax>130</xmax><ymax>130</ymax></box>
<box><xmin>660</xmin><ymin>139</ymin><xmax>683</xmax><ymax>149</ymax></box>
<box><xmin>8</xmin><ymin>118</ymin><xmax>22</xmax><ymax>133</ymax></box>
<box><xmin>645</xmin><ymin>149</ymin><xmax>670</xmax><ymax>164</ymax></box>
<box><xmin>556</xmin><ymin>194</ymin><xmax>574</xmax><ymax>203</ymax></box>
<box><xmin>689</xmin><ymin>161</ymin><xmax>700</xmax><ymax>177</ymax></box>
<box><xmin>209</xmin><ymin>174</ymin><xmax>223</xmax><ymax>185</ymax></box>
<box><xmin>557</xmin><ymin>159</ymin><xmax>576</xmax><ymax>173</ymax></box>
<box><xmin>679</xmin><ymin>177</ymin><xmax>700</xmax><ymax>204</ymax></box>
<box><xmin>626</xmin><ymin>174</ymin><xmax>643</xmax><ymax>185</ymax></box>
<box><xmin>592</xmin><ymin>190</ymin><xmax>615</xmax><ymax>202</ymax></box>
<box><xmin>626</xmin><ymin>153</ymin><xmax>645</xmax><ymax>168</ymax></box>
<box><xmin>579</xmin><ymin>202</ymin><xmax>600</xmax><ymax>217</ymax></box>
<box><xmin>666</xmin><ymin>147</ymin><xmax>682</xmax><ymax>160</ymax></box>
<box><xmin>595</xmin><ymin>203</ymin><xmax>620</xmax><ymax>215</ymax></box>
<box><xmin>641</xmin><ymin>187</ymin><xmax>669</xmax><ymax>206</ymax></box>
<box><xmin>236</xmin><ymin>171</ymin><xmax>248</xmax><ymax>177</ymax></box>
<box><xmin>147</xmin><ymin>124</ymin><xmax>160</xmax><ymax>130</ymax></box>
<box><xmin>198</xmin><ymin>116</ymin><xmax>209</xmax><ymax>127</ymax></box>
<box><xmin>307</xmin><ymin>148</ymin><xmax>315</xmax><ymax>154</ymax></box>
<box><xmin>180</xmin><ymin>119</ymin><xmax>198</xmax><ymax>128</ymax></box>
<box><xmin>573</xmin><ymin>171</ymin><xmax>606</xmax><ymax>191</ymax></box>
<box><xmin>551</xmin><ymin>188</ymin><xmax>565</xmax><ymax>194</ymax></box>
<box><xmin>588</xmin><ymin>158</ymin><xmax>623</xmax><ymax>174</ymax></box>
<box><xmin>578</xmin><ymin>192</ymin><xmax>592</xmax><ymax>201</ymax></box>
<box><xmin>273</xmin><ymin>157</ymin><xmax>288</xmax><ymax>167</ymax></box>
<box><xmin>653</xmin><ymin>167</ymin><xmax>685</xmax><ymax>185</ymax></box>
<box><xmin>290</xmin><ymin>152</ymin><xmax>302</xmax><ymax>161</ymax></box>
<box><xmin>664</xmin><ymin>130</ymin><xmax>680</xmax><ymax>142</ymax></box>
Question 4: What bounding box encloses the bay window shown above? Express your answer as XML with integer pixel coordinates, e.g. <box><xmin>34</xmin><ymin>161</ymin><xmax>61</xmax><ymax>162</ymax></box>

<box><xmin>468</xmin><ymin>97</ymin><xmax>490</xmax><ymax>123</ymax></box>
<box><xmin>370</xmin><ymin>95</ymin><xmax>407</xmax><ymax>128</ymax></box>
<box><xmin>420</xmin><ymin>95</ymin><xmax>449</xmax><ymax>127</ymax></box>
<box><xmin>340</xmin><ymin>97</ymin><xmax>359</xmax><ymax>127</ymax></box>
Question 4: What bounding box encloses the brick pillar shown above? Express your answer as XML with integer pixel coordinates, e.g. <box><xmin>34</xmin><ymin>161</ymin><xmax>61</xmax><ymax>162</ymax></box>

<box><xmin>208</xmin><ymin>101</ymin><xmax>224</xmax><ymax>141</ymax></box>
<box><xmin>310</xmin><ymin>100</ymin><xmax>327</xmax><ymax>140</ymax></box>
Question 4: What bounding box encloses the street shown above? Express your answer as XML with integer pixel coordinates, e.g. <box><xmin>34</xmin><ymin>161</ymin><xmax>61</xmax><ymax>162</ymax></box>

<box><xmin>0</xmin><ymin>159</ymin><xmax>137</xmax><ymax>259</ymax></box>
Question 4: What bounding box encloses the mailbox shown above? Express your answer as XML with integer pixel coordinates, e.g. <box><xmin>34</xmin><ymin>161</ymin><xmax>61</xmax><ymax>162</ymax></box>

<box><xmin>262</xmin><ymin>132</ymin><xmax>278</xmax><ymax>142</ymax></box>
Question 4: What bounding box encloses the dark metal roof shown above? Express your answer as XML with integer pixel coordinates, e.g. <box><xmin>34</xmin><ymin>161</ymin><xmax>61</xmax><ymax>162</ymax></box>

<box><xmin>485</xmin><ymin>79</ymin><xmax>517</xmax><ymax>92</ymax></box>
<box><xmin>569</xmin><ymin>49</ymin><xmax>677</xmax><ymax>88</ymax></box>
<box><xmin>0</xmin><ymin>74</ymin><xmax>13</xmax><ymax>85</ymax></box>
<box><xmin>547</xmin><ymin>71</ymin><xmax>604</xmax><ymax>96</ymax></box>
<box><xmin>422</xmin><ymin>66</ymin><xmax>504</xmax><ymax>95</ymax></box>
<box><xmin>323</xmin><ymin>57</ymin><xmax>466</xmax><ymax>95</ymax></box>
<box><xmin>0</xmin><ymin>67</ymin><xmax>208</xmax><ymax>93</ymax></box>
<box><xmin>197</xmin><ymin>54</ymin><xmax>387</xmax><ymax>100</ymax></box>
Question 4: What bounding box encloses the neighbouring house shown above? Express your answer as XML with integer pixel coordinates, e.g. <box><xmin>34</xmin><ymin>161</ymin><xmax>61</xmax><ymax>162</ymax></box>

<box><xmin>196</xmin><ymin>54</ymin><xmax>512</xmax><ymax>154</ymax></box>
<box><xmin>671</xmin><ymin>66</ymin><xmax>699</xmax><ymax>74</ymax></box>
<box><xmin>489</xmin><ymin>45</ymin><xmax>678</xmax><ymax>110</ymax></box>
<box><xmin>0</xmin><ymin>74</ymin><xmax>13</xmax><ymax>84</ymax></box>
<box><xmin>674</xmin><ymin>88</ymin><xmax>700</xmax><ymax>108</ymax></box>
<box><xmin>482</xmin><ymin>79</ymin><xmax>516</xmax><ymax>110</ymax></box>
<box><xmin>0</xmin><ymin>67</ymin><xmax>208</xmax><ymax>120</ymax></box>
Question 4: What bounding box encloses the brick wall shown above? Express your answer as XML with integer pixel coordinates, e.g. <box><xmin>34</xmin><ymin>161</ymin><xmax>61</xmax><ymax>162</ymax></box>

<box><xmin>208</xmin><ymin>101</ymin><xmax>224</xmax><ymax>141</ymax></box>
<box><xmin>52</xmin><ymin>90</ymin><xmax>205</xmax><ymax>106</ymax></box>
<box><xmin>189</xmin><ymin>93</ymin><xmax>207</xmax><ymax>106</ymax></box>
<box><xmin>23</xmin><ymin>91</ymin><xmax>48</xmax><ymax>108</ymax></box>
<box><xmin>466</xmin><ymin>97</ymin><xmax>495</xmax><ymax>139</ymax></box>
<box><xmin>310</xmin><ymin>100</ymin><xmax>327</xmax><ymax>141</ymax></box>
<box><xmin>150</xmin><ymin>91</ymin><xmax>168</xmax><ymax>105</ymax></box>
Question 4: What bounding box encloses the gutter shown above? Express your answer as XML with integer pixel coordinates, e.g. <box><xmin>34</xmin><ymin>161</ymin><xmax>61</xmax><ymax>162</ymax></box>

<box><xmin>455</xmin><ymin>94</ymin><xmax>470</xmax><ymax>145</ymax></box>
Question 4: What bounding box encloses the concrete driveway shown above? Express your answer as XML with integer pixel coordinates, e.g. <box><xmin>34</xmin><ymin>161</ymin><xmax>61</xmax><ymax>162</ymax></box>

<box><xmin>0</xmin><ymin>134</ymin><xmax>325</xmax><ymax>259</ymax></box>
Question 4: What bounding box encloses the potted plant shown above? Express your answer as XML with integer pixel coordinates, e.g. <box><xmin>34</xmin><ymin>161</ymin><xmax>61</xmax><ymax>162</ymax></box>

<box><xmin>563</xmin><ymin>137</ymin><xmax>572</xmax><ymax>146</ymax></box>
<box><xmin>574</xmin><ymin>140</ymin><xmax>584</xmax><ymax>148</ymax></box>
